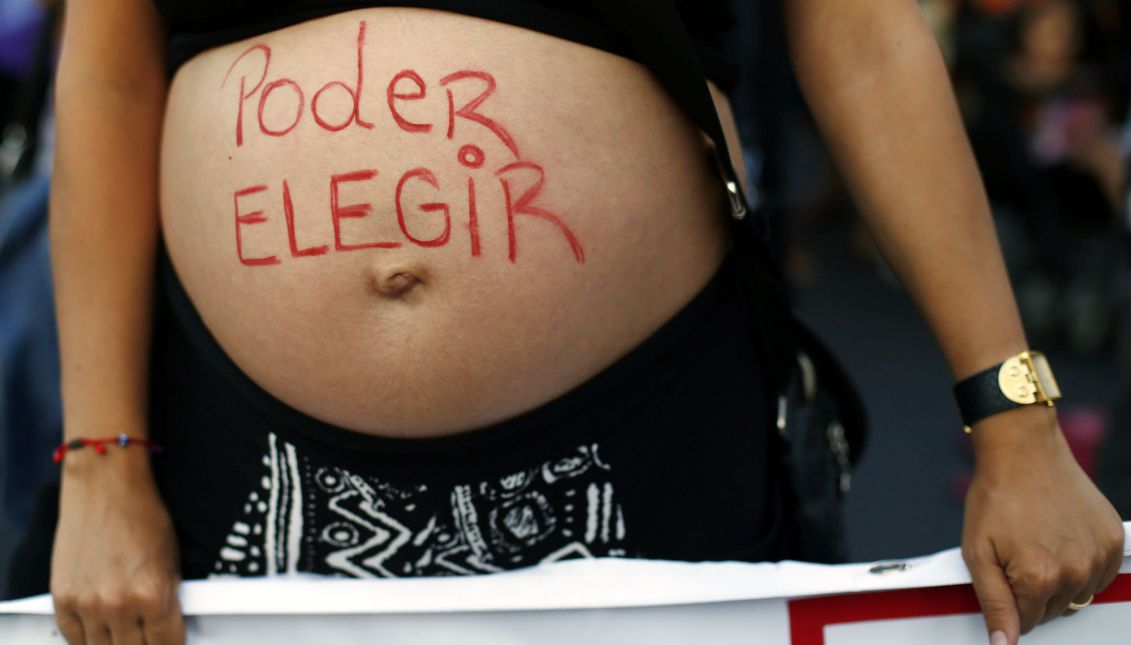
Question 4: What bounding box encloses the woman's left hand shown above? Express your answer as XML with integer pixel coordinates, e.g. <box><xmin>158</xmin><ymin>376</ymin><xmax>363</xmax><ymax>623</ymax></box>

<box><xmin>962</xmin><ymin>406</ymin><xmax>1124</xmax><ymax>645</ymax></box>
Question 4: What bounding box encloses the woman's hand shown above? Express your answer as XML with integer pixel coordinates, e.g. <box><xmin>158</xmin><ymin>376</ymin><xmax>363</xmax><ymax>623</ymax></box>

<box><xmin>51</xmin><ymin>448</ymin><xmax>184</xmax><ymax>645</ymax></box>
<box><xmin>963</xmin><ymin>406</ymin><xmax>1124</xmax><ymax>645</ymax></box>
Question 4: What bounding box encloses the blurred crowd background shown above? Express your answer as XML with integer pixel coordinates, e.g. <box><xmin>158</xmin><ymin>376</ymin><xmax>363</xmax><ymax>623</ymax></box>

<box><xmin>0</xmin><ymin>0</ymin><xmax>1129</xmax><ymax>594</ymax></box>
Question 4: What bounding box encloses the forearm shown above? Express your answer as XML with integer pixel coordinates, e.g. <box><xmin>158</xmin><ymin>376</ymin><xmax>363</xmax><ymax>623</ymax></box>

<box><xmin>52</xmin><ymin>100</ymin><xmax>162</xmax><ymax>441</ymax></box>
<box><xmin>785</xmin><ymin>0</ymin><xmax>1027</xmax><ymax>381</ymax></box>
<box><xmin>782</xmin><ymin>21</ymin><xmax>1126</xmax><ymax>639</ymax></box>
<box><xmin>51</xmin><ymin>1</ymin><xmax>166</xmax><ymax>444</ymax></box>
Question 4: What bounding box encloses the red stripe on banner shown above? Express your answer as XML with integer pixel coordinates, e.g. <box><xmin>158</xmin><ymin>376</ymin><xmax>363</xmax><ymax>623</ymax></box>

<box><xmin>788</xmin><ymin>572</ymin><xmax>1131</xmax><ymax>645</ymax></box>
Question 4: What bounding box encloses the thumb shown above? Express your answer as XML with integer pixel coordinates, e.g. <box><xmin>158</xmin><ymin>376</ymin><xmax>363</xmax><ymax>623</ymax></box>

<box><xmin>968</xmin><ymin>555</ymin><xmax>1021</xmax><ymax>645</ymax></box>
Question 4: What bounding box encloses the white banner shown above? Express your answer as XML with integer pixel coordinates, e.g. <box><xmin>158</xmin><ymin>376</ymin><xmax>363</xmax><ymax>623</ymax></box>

<box><xmin>2</xmin><ymin>523</ymin><xmax>1129</xmax><ymax>644</ymax></box>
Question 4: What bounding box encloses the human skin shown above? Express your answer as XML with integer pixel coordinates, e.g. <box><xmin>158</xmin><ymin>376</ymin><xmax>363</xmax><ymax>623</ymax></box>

<box><xmin>157</xmin><ymin>10</ymin><xmax>727</xmax><ymax>436</ymax></box>
<box><xmin>785</xmin><ymin>0</ymin><xmax>1123</xmax><ymax>643</ymax></box>
<box><xmin>48</xmin><ymin>2</ymin><xmax>182</xmax><ymax>644</ymax></box>
<box><xmin>48</xmin><ymin>1</ymin><xmax>1123</xmax><ymax>644</ymax></box>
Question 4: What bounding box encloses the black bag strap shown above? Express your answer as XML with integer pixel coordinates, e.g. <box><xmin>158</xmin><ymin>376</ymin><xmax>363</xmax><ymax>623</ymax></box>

<box><xmin>593</xmin><ymin>0</ymin><xmax>869</xmax><ymax>457</ymax></box>
<box><xmin>590</xmin><ymin>0</ymin><xmax>798</xmax><ymax>392</ymax></box>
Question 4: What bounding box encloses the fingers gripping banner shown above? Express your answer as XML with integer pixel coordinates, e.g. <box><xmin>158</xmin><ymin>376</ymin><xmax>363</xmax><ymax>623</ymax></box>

<box><xmin>2</xmin><ymin>523</ymin><xmax>1129</xmax><ymax>644</ymax></box>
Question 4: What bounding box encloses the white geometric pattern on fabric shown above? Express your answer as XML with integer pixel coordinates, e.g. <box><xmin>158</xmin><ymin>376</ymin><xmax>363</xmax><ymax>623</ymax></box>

<box><xmin>213</xmin><ymin>433</ymin><xmax>627</xmax><ymax>578</ymax></box>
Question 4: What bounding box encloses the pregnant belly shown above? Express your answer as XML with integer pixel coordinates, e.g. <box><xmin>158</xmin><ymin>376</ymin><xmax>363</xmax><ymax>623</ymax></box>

<box><xmin>159</xmin><ymin>8</ymin><xmax>729</xmax><ymax>437</ymax></box>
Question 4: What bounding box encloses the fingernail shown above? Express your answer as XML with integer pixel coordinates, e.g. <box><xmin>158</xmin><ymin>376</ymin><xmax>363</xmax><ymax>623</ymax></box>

<box><xmin>990</xmin><ymin>631</ymin><xmax>1008</xmax><ymax>645</ymax></box>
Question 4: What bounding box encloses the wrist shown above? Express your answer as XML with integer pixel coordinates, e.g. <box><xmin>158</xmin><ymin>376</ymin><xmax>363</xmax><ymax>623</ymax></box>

<box><xmin>59</xmin><ymin>439</ymin><xmax>155</xmax><ymax>482</ymax></box>
<box><xmin>60</xmin><ymin>412</ymin><xmax>148</xmax><ymax>442</ymax></box>
<box><xmin>54</xmin><ymin>434</ymin><xmax>162</xmax><ymax>463</ymax></box>
<box><xmin>953</xmin><ymin>349</ymin><xmax>1061</xmax><ymax>432</ymax></box>
<box><xmin>969</xmin><ymin>405</ymin><xmax>1062</xmax><ymax>466</ymax></box>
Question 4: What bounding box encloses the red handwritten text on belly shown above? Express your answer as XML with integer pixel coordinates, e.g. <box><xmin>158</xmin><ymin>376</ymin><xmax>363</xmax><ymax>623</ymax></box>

<box><xmin>497</xmin><ymin>162</ymin><xmax>585</xmax><ymax>264</ymax></box>
<box><xmin>439</xmin><ymin>71</ymin><xmax>520</xmax><ymax>159</ymax></box>
<box><xmin>258</xmin><ymin>79</ymin><xmax>304</xmax><ymax>137</ymax></box>
<box><xmin>387</xmin><ymin>70</ymin><xmax>432</xmax><ymax>134</ymax></box>
<box><xmin>221</xmin><ymin>44</ymin><xmax>270</xmax><ymax>147</ymax></box>
<box><xmin>396</xmin><ymin>168</ymin><xmax>451</xmax><ymax>248</ymax></box>
<box><xmin>233</xmin><ymin>185</ymin><xmax>280</xmax><ymax>266</ymax></box>
<box><xmin>283</xmin><ymin>180</ymin><xmax>329</xmax><ymax>257</ymax></box>
<box><xmin>330</xmin><ymin>169</ymin><xmax>401</xmax><ymax>252</ymax></box>
<box><xmin>222</xmin><ymin>20</ymin><xmax>584</xmax><ymax>267</ymax></box>
<box><xmin>312</xmin><ymin>20</ymin><xmax>374</xmax><ymax>132</ymax></box>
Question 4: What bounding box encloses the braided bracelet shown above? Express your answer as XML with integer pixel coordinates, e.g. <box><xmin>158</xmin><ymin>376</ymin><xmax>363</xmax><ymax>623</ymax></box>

<box><xmin>52</xmin><ymin>433</ymin><xmax>164</xmax><ymax>463</ymax></box>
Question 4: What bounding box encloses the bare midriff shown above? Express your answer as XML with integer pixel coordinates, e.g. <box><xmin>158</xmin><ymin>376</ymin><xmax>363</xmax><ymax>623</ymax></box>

<box><xmin>160</xmin><ymin>8</ymin><xmax>730</xmax><ymax>437</ymax></box>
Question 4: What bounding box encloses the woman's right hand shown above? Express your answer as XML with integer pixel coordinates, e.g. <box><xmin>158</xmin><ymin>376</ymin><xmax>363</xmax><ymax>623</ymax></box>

<box><xmin>50</xmin><ymin>447</ymin><xmax>184</xmax><ymax>645</ymax></box>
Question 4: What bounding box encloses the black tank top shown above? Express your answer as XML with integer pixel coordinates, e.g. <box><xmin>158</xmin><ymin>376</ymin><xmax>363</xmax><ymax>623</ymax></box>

<box><xmin>151</xmin><ymin>0</ymin><xmax>739</xmax><ymax>87</ymax></box>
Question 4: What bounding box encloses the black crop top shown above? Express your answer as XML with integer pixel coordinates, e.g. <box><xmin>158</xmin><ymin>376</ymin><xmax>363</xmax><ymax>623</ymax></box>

<box><xmin>151</xmin><ymin>0</ymin><xmax>739</xmax><ymax>88</ymax></box>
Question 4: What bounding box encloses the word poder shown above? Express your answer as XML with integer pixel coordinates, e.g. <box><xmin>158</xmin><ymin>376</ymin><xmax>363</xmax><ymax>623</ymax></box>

<box><xmin>222</xmin><ymin>20</ymin><xmax>585</xmax><ymax>266</ymax></box>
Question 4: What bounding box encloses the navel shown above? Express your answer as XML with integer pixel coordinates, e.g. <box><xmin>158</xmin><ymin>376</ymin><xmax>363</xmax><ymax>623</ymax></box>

<box><xmin>369</xmin><ymin>267</ymin><xmax>426</xmax><ymax>299</ymax></box>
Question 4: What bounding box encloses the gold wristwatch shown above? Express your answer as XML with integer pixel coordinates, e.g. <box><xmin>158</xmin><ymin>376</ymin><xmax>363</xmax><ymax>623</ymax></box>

<box><xmin>953</xmin><ymin>351</ymin><xmax>1062</xmax><ymax>433</ymax></box>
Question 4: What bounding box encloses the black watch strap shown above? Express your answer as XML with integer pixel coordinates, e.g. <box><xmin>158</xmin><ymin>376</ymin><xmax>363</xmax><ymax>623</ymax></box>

<box><xmin>953</xmin><ymin>351</ymin><xmax>1062</xmax><ymax>430</ymax></box>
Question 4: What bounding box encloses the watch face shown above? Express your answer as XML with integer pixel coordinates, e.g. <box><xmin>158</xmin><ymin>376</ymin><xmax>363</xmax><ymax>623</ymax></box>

<box><xmin>996</xmin><ymin>352</ymin><xmax>1060</xmax><ymax>405</ymax></box>
<box><xmin>998</xmin><ymin>355</ymin><xmax>1041</xmax><ymax>404</ymax></box>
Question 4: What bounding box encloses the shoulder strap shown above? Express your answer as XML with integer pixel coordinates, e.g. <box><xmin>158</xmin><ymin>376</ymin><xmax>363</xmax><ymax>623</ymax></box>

<box><xmin>590</xmin><ymin>0</ymin><xmax>798</xmax><ymax>391</ymax></box>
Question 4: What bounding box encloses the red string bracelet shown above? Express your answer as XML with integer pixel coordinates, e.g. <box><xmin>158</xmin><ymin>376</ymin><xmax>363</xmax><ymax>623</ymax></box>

<box><xmin>52</xmin><ymin>433</ymin><xmax>164</xmax><ymax>464</ymax></box>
